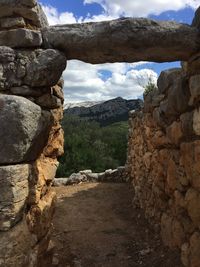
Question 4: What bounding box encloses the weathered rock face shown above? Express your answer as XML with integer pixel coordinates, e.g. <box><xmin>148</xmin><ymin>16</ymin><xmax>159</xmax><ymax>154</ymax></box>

<box><xmin>42</xmin><ymin>18</ymin><xmax>200</xmax><ymax>64</ymax></box>
<box><xmin>0</xmin><ymin>95</ymin><xmax>52</xmax><ymax>164</ymax></box>
<box><xmin>0</xmin><ymin>47</ymin><xmax>66</xmax><ymax>90</ymax></box>
<box><xmin>0</xmin><ymin>0</ymin><xmax>48</xmax><ymax>28</ymax></box>
<box><xmin>0</xmin><ymin>1</ymin><xmax>65</xmax><ymax>267</ymax></box>
<box><xmin>0</xmin><ymin>164</ymin><xmax>30</xmax><ymax>231</ymax></box>
<box><xmin>127</xmin><ymin>52</ymin><xmax>200</xmax><ymax>267</ymax></box>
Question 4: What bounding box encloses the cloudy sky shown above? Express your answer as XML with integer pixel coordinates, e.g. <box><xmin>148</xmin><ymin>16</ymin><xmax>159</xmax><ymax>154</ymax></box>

<box><xmin>40</xmin><ymin>0</ymin><xmax>198</xmax><ymax>103</ymax></box>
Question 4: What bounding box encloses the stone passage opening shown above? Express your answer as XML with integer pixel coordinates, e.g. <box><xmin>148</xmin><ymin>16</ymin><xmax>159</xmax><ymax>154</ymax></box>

<box><xmin>1</xmin><ymin>1</ymin><xmax>200</xmax><ymax>267</ymax></box>
<box><xmin>55</xmin><ymin>98</ymin><xmax>135</xmax><ymax>182</ymax></box>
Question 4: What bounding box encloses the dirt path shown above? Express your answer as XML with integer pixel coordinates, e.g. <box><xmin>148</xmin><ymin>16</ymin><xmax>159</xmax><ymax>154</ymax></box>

<box><xmin>52</xmin><ymin>183</ymin><xmax>183</xmax><ymax>267</ymax></box>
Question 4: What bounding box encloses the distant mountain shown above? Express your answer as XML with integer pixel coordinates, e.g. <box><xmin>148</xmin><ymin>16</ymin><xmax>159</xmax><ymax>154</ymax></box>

<box><xmin>64</xmin><ymin>100</ymin><xmax>103</xmax><ymax>109</ymax></box>
<box><xmin>64</xmin><ymin>97</ymin><xmax>143</xmax><ymax>126</ymax></box>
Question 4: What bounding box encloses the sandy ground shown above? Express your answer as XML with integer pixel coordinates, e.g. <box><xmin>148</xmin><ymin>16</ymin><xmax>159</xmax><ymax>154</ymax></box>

<box><xmin>51</xmin><ymin>182</ymin><xmax>183</xmax><ymax>267</ymax></box>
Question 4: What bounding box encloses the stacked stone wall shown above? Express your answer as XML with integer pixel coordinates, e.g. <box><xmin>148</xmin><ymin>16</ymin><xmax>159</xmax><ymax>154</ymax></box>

<box><xmin>0</xmin><ymin>1</ymin><xmax>66</xmax><ymax>266</ymax></box>
<box><xmin>127</xmin><ymin>56</ymin><xmax>200</xmax><ymax>266</ymax></box>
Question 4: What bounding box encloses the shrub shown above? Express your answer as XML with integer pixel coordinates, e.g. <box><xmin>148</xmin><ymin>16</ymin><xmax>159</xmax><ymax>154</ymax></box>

<box><xmin>143</xmin><ymin>78</ymin><xmax>158</xmax><ymax>97</ymax></box>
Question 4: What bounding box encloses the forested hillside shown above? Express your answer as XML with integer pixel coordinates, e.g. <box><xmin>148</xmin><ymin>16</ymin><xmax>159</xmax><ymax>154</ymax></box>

<box><xmin>56</xmin><ymin>115</ymin><xmax>128</xmax><ymax>177</ymax></box>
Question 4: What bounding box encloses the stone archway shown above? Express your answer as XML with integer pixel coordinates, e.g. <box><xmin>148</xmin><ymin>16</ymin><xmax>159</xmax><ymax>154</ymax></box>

<box><xmin>0</xmin><ymin>1</ymin><xmax>200</xmax><ymax>266</ymax></box>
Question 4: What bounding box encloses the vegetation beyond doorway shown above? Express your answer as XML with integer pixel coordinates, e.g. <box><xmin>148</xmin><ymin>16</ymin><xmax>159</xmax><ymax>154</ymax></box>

<box><xmin>56</xmin><ymin>115</ymin><xmax>128</xmax><ymax>177</ymax></box>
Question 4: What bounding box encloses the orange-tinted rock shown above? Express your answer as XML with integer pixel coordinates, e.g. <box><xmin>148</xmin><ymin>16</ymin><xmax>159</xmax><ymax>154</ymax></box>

<box><xmin>27</xmin><ymin>156</ymin><xmax>58</xmax><ymax>205</ymax></box>
<box><xmin>43</xmin><ymin>125</ymin><xmax>64</xmax><ymax>158</ymax></box>
<box><xmin>166</xmin><ymin>121</ymin><xmax>183</xmax><ymax>146</ymax></box>
<box><xmin>26</xmin><ymin>191</ymin><xmax>56</xmax><ymax>240</ymax></box>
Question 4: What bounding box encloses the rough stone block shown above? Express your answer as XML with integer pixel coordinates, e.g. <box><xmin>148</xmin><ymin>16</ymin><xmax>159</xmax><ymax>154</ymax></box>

<box><xmin>0</xmin><ymin>48</ymin><xmax>66</xmax><ymax>89</ymax></box>
<box><xmin>187</xmin><ymin>53</ymin><xmax>200</xmax><ymax>76</ymax></box>
<box><xmin>0</xmin><ymin>17</ymin><xmax>26</xmax><ymax>29</ymax></box>
<box><xmin>193</xmin><ymin>108</ymin><xmax>200</xmax><ymax>135</ymax></box>
<box><xmin>180</xmin><ymin>111</ymin><xmax>194</xmax><ymax>137</ymax></box>
<box><xmin>166</xmin><ymin>121</ymin><xmax>183</xmax><ymax>146</ymax></box>
<box><xmin>189</xmin><ymin>75</ymin><xmax>200</xmax><ymax>105</ymax></box>
<box><xmin>0</xmin><ymin>164</ymin><xmax>30</xmax><ymax>231</ymax></box>
<box><xmin>157</xmin><ymin>76</ymin><xmax>190</xmax><ymax>127</ymax></box>
<box><xmin>0</xmin><ymin>29</ymin><xmax>42</xmax><ymax>48</ymax></box>
<box><xmin>180</xmin><ymin>141</ymin><xmax>200</xmax><ymax>191</ymax></box>
<box><xmin>143</xmin><ymin>89</ymin><xmax>164</xmax><ymax>113</ymax></box>
<box><xmin>185</xmin><ymin>188</ymin><xmax>200</xmax><ymax>227</ymax></box>
<box><xmin>36</xmin><ymin>93</ymin><xmax>62</xmax><ymax>109</ymax></box>
<box><xmin>0</xmin><ymin>95</ymin><xmax>53</xmax><ymax>164</ymax></box>
<box><xmin>24</xmin><ymin>49</ymin><xmax>67</xmax><ymax>87</ymax></box>
<box><xmin>157</xmin><ymin>68</ymin><xmax>182</xmax><ymax>95</ymax></box>
<box><xmin>0</xmin><ymin>2</ymin><xmax>48</xmax><ymax>28</ymax></box>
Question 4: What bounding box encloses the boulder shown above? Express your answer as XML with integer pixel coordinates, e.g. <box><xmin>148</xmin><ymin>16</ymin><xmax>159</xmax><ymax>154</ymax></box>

<box><xmin>157</xmin><ymin>68</ymin><xmax>182</xmax><ymax>95</ymax></box>
<box><xmin>53</xmin><ymin>178</ymin><xmax>69</xmax><ymax>187</ymax></box>
<box><xmin>24</xmin><ymin>49</ymin><xmax>67</xmax><ymax>87</ymax></box>
<box><xmin>0</xmin><ymin>164</ymin><xmax>30</xmax><ymax>231</ymax></box>
<box><xmin>0</xmin><ymin>95</ymin><xmax>53</xmax><ymax>164</ymax></box>
<box><xmin>159</xmin><ymin>76</ymin><xmax>190</xmax><ymax>124</ymax></box>
<box><xmin>68</xmin><ymin>173</ymin><xmax>88</xmax><ymax>183</ymax></box>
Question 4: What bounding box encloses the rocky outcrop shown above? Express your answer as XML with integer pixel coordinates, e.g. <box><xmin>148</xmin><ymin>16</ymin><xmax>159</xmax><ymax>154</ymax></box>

<box><xmin>64</xmin><ymin>97</ymin><xmax>143</xmax><ymax>125</ymax></box>
<box><xmin>127</xmin><ymin>53</ymin><xmax>200</xmax><ymax>267</ymax></box>
<box><xmin>42</xmin><ymin>18</ymin><xmax>200</xmax><ymax>64</ymax></box>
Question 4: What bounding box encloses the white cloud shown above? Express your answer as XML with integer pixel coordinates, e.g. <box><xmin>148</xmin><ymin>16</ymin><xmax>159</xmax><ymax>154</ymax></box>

<box><xmin>84</xmin><ymin>0</ymin><xmax>199</xmax><ymax>17</ymax></box>
<box><xmin>63</xmin><ymin>60</ymin><xmax>157</xmax><ymax>102</ymax></box>
<box><xmin>41</xmin><ymin>5</ymin><xmax>78</xmax><ymax>25</ymax></box>
<box><xmin>42</xmin><ymin>0</ymin><xmax>198</xmax><ymax>25</ymax></box>
<box><xmin>41</xmin><ymin>1</ymin><xmax>190</xmax><ymax>102</ymax></box>
<box><xmin>41</xmin><ymin>4</ymin><xmax>117</xmax><ymax>25</ymax></box>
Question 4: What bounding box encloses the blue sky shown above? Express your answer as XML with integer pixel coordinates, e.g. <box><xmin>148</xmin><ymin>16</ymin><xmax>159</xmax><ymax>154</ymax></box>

<box><xmin>40</xmin><ymin>0</ymin><xmax>198</xmax><ymax>102</ymax></box>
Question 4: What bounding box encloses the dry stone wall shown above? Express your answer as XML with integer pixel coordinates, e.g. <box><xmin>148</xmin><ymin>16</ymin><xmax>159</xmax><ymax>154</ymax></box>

<box><xmin>127</xmin><ymin>51</ymin><xmax>200</xmax><ymax>266</ymax></box>
<box><xmin>1</xmin><ymin>1</ymin><xmax>200</xmax><ymax>266</ymax></box>
<box><xmin>0</xmin><ymin>1</ymin><xmax>66</xmax><ymax>266</ymax></box>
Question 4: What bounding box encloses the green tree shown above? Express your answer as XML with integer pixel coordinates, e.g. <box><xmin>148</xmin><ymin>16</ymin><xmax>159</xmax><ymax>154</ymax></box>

<box><xmin>56</xmin><ymin>115</ymin><xmax>128</xmax><ymax>177</ymax></box>
<box><xmin>143</xmin><ymin>77</ymin><xmax>158</xmax><ymax>97</ymax></box>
